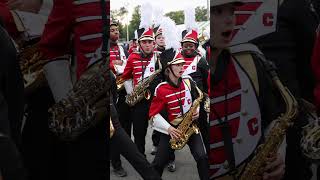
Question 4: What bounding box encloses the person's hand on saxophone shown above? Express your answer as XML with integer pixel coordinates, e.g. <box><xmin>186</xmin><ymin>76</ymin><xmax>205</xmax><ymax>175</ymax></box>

<box><xmin>263</xmin><ymin>153</ymin><xmax>285</xmax><ymax>180</ymax></box>
<box><xmin>168</xmin><ymin>126</ymin><xmax>181</xmax><ymax>140</ymax></box>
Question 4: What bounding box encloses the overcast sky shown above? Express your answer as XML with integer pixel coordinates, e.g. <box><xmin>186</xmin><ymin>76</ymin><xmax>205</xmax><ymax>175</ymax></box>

<box><xmin>111</xmin><ymin>0</ymin><xmax>208</xmax><ymax>22</ymax></box>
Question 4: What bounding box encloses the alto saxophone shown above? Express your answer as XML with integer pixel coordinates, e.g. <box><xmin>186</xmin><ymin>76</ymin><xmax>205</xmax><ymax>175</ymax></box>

<box><xmin>169</xmin><ymin>85</ymin><xmax>203</xmax><ymax>150</ymax></box>
<box><xmin>19</xmin><ymin>44</ymin><xmax>49</xmax><ymax>93</ymax></box>
<box><xmin>125</xmin><ymin>58</ymin><xmax>162</xmax><ymax>107</ymax></box>
<box><xmin>239</xmin><ymin>58</ymin><xmax>298</xmax><ymax>180</ymax></box>
<box><xmin>300</xmin><ymin>99</ymin><xmax>320</xmax><ymax>161</ymax></box>
<box><xmin>49</xmin><ymin>60</ymin><xmax>108</xmax><ymax>140</ymax></box>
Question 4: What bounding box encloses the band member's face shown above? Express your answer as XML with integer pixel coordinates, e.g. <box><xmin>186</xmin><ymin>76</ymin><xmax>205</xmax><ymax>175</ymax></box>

<box><xmin>170</xmin><ymin>63</ymin><xmax>185</xmax><ymax>78</ymax></box>
<box><xmin>211</xmin><ymin>3</ymin><xmax>236</xmax><ymax>49</ymax></box>
<box><xmin>110</xmin><ymin>25</ymin><xmax>119</xmax><ymax>41</ymax></box>
<box><xmin>155</xmin><ymin>34</ymin><xmax>165</xmax><ymax>47</ymax></box>
<box><xmin>139</xmin><ymin>40</ymin><xmax>155</xmax><ymax>54</ymax></box>
<box><xmin>182</xmin><ymin>42</ymin><xmax>196</xmax><ymax>56</ymax></box>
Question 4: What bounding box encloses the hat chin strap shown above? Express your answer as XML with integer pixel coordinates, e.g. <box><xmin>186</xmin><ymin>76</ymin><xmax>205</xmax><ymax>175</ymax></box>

<box><xmin>182</xmin><ymin>49</ymin><xmax>198</xmax><ymax>57</ymax></box>
<box><xmin>166</xmin><ymin>66</ymin><xmax>182</xmax><ymax>88</ymax></box>
<box><xmin>138</xmin><ymin>42</ymin><xmax>153</xmax><ymax>57</ymax></box>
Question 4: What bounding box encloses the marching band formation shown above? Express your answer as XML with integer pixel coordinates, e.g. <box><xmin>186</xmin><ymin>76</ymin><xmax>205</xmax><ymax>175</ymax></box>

<box><xmin>0</xmin><ymin>0</ymin><xmax>319</xmax><ymax>180</ymax></box>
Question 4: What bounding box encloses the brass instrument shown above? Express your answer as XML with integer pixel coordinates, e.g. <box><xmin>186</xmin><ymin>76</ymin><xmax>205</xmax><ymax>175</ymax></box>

<box><xmin>169</xmin><ymin>85</ymin><xmax>203</xmax><ymax>150</ymax></box>
<box><xmin>198</xmin><ymin>27</ymin><xmax>209</xmax><ymax>45</ymax></box>
<box><xmin>300</xmin><ymin>100</ymin><xmax>320</xmax><ymax>161</ymax></box>
<box><xmin>125</xmin><ymin>58</ymin><xmax>162</xmax><ymax>107</ymax></box>
<box><xmin>19</xmin><ymin>44</ymin><xmax>48</xmax><ymax>93</ymax></box>
<box><xmin>239</xmin><ymin>58</ymin><xmax>298</xmax><ymax>180</ymax></box>
<box><xmin>203</xmin><ymin>93</ymin><xmax>210</xmax><ymax>113</ymax></box>
<box><xmin>113</xmin><ymin>49</ymin><xmax>126</xmax><ymax>92</ymax></box>
<box><xmin>110</xmin><ymin>117</ymin><xmax>115</xmax><ymax>138</ymax></box>
<box><xmin>49</xmin><ymin>60</ymin><xmax>108</xmax><ymax>140</ymax></box>
<box><xmin>116</xmin><ymin>76</ymin><xmax>125</xmax><ymax>91</ymax></box>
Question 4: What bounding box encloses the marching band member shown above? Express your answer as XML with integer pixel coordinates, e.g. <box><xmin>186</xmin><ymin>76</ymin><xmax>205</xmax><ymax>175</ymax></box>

<box><xmin>120</xmin><ymin>3</ymin><xmax>162</xmax><ymax>156</ymax></box>
<box><xmin>109</xmin><ymin>19</ymin><xmax>130</xmax><ymax>177</ymax></box>
<box><xmin>150</xmin><ymin>11</ymin><xmax>178</xmax><ymax>172</ymax></box>
<box><xmin>149</xmin><ymin>17</ymin><xmax>209</xmax><ymax>180</ymax></box>
<box><xmin>37</xmin><ymin>0</ymin><xmax>109</xmax><ymax>179</ymax></box>
<box><xmin>154</xmin><ymin>26</ymin><xmax>165</xmax><ymax>53</ymax></box>
<box><xmin>251</xmin><ymin>0</ymin><xmax>319</xmax><ymax>177</ymax></box>
<box><xmin>128</xmin><ymin>30</ymin><xmax>138</xmax><ymax>55</ymax></box>
<box><xmin>209</xmin><ymin>0</ymin><xmax>285</xmax><ymax>179</ymax></box>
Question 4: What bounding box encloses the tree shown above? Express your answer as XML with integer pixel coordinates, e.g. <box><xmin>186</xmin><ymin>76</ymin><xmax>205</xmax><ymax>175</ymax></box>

<box><xmin>128</xmin><ymin>5</ymin><xmax>141</xmax><ymax>40</ymax></box>
<box><xmin>195</xmin><ymin>6</ymin><xmax>208</xmax><ymax>21</ymax></box>
<box><xmin>164</xmin><ymin>6</ymin><xmax>208</xmax><ymax>25</ymax></box>
<box><xmin>111</xmin><ymin>7</ymin><xmax>128</xmax><ymax>41</ymax></box>
<box><xmin>165</xmin><ymin>10</ymin><xmax>184</xmax><ymax>25</ymax></box>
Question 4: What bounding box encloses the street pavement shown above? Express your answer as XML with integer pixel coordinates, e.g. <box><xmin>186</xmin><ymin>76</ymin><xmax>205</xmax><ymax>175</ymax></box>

<box><xmin>110</xmin><ymin>126</ymin><xmax>199</xmax><ymax>180</ymax></box>
<box><xmin>110</xmin><ymin>127</ymin><xmax>318</xmax><ymax>180</ymax></box>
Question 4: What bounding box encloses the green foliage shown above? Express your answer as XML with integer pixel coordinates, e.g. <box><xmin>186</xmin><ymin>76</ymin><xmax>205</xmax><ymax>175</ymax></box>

<box><xmin>165</xmin><ymin>10</ymin><xmax>184</xmax><ymax>25</ymax></box>
<box><xmin>113</xmin><ymin>5</ymin><xmax>208</xmax><ymax>42</ymax></box>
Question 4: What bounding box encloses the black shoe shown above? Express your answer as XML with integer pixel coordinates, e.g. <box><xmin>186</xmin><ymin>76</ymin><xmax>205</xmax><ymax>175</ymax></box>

<box><xmin>113</xmin><ymin>167</ymin><xmax>127</xmax><ymax>177</ymax></box>
<box><xmin>167</xmin><ymin>161</ymin><xmax>176</xmax><ymax>172</ymax></box>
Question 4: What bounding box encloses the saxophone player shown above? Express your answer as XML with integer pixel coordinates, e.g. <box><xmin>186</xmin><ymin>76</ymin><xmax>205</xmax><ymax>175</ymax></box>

<box><xmin>209</xmin><ymin>0</ymin><xmax>285</xmax><ymax>179</ymax></box>
<box><xmin>120</xmin><ymin>3</ymin><xmax>162</xmax><ymax>156</ymax></box>
<box><xmin>150</xmin><ymin>14</ymin><xmax>179</xmax><ymax>172</ymax></box>
<box><xmin>36</xmin><ymin>0</ymin><xmax>109</xmax><ymax>179</ymax></box>
<box><xmin>148</xmin><ymin>17</ymin><xmax>209</xmax><ymax>180</ymax></box>
<box><xmin>149</xmin><ymin>48</ymin><xmax>209</xmax><ymax>180</ymax></box>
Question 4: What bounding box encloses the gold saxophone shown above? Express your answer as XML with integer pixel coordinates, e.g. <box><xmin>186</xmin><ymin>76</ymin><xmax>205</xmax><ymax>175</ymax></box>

<box><xmin>125</xmin><ymin>57</ymin><xmax>162</xmax><ymax>107</ymax></box>
<box><xmin>48</xmin><ymin>60</ymin><xmax>108</xmax><ymax>140</ymax></box>
<box><xmin>169</xmin><ymin>85</ymin><xmax>203</xmax><ymax>150</ymax></box>
<box><xmin>116</xmin><ymin>75</ymin><xmax>125</xmax><ymax>91</ymax></box>
<box><xmin>239</xmin><ymin>59</ymin><xmax>299</xmax><ymax>180</ymax></box>
<box><xmin>300</xmin><ymin>99</ymin><xmax>320</xmax><ymax>161</ymax></box>
<box><xmin>19</xmin><ymin>44</ymin><xmax>48</xmax><ymax>93</ymax></box>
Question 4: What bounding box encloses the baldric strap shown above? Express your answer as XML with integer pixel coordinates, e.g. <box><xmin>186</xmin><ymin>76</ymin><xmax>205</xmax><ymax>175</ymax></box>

<box><xmin>229</xmin><ymin>43</ymin><xmax>261</xmax><ymax>96</ymax></box>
